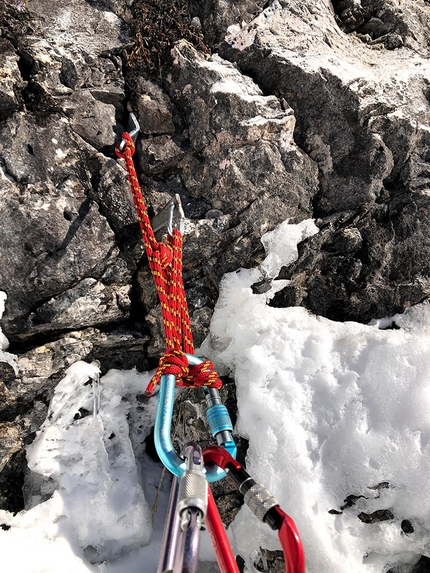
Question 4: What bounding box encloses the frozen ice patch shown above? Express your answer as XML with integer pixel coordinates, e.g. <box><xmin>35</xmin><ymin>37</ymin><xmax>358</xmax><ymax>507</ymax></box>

<box><xmin>0</xmin><ymin>364</ymin><xmax>155</xmax><ymax>570</ymax></box>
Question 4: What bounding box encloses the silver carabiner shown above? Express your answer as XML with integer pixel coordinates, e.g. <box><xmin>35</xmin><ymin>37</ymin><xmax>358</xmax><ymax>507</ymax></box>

<box><xmin>151</xmin><ymin>194</ymin><xmax>185</xmax><ymax>237</ymax></box>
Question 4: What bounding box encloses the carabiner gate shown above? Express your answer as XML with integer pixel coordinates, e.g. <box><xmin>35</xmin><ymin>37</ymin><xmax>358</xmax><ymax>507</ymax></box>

<box><xmin>154</xmin><ymin>354</ymin><xmax>237</xmax><ymax>482</ymax></box>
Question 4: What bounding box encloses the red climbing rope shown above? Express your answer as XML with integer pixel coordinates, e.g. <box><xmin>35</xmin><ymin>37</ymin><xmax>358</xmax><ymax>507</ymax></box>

<box><xmin>115</xmin><ymin>132</ymin><xmax>222</xmax><ymax>395</ymax></box>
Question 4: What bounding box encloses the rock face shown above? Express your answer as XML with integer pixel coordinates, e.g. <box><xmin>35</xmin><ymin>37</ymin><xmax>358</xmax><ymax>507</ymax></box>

<box><xmin>1</xmin><ymin>0</ymin><xmax>430</xmax><ymax>570</ymax></box>
<box><xmin>197</xmin><ymin>0</ymin><xmax>430</xmax><ymax>324</ymax></box>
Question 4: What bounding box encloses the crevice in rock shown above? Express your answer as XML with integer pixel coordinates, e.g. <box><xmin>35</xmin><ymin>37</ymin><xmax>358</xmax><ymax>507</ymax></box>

<box><xmin>0</xmin><ymin>449</ymin><xmax>25</xmax><ymax>514</ymax></box>
<box><xmin>0</xmin><ymin>159</ymin><xmax>19</xmax><ymax>185</ymax></box>
<box><xmin>16</xmin><ymin>49</ymin><xmax>34</xmax><ymax>83</ymax></box>
<box><xmin>331</xmin><ymin>0</ymin><xmax>408</xmax><ymax>50</ymax></box>
<box><xmin>388</xmin><ymin>555</ymin><xmax>430</xmax><ymax>573</ymax></box>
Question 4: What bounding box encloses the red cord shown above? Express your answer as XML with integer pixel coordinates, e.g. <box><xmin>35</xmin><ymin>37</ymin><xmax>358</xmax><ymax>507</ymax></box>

<box><xmin>206</xmin><ymin>486</ymin><xmax>240</xmax><ymax>573</ymax></box>
<box><xmin>116</xmin><ymin>133</ymin><xmax>222</xmax><ymax>394</ymax></box>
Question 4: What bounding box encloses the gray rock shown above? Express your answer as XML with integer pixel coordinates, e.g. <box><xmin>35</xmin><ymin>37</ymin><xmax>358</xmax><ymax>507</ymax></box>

<box><xmin>190</xmin><ymin>0</ymin><xmax>268</xmax><ymax>47</ymax></box>
<box><xmin>135</xmin><ymin>79</ymin><xmax>175</xmax><ymax>135</ymax></box>
<box><xmin>204</xmin><ymin>0</ymin><xmax>430</xmax><ymax>322</ymax></box>
<box><xmin>0</xmin><ymin>361</ymin><xmax>16</xmax><ymax>386</ymax></box>
<box><xmin>64</xmin><ymin>90</ymin><xmax>117</xmax><ymax>151</ymax></box>
<box><xmin>0</xmin><ymin>426</ymin><xmax>24</xmax><ymax>513</ymax></box>
<box><xmin>29</xmin><ymin>0</ymin><xmax>128</xmax><ymax>56</ymax></box>
<box><xmin>0</xmin><ymin>160</ymin><xmax>121</xmax><ymax>338</ymax></box>
<box><xmin>0</xmin><ymin>423</ymin><xmax>21</xmax><ymax>473</ymax></box>
<box><xmin>166</xmin><ymin>41</ymin><xmax>317</xmax><ymax>219</ymax></box>
<box><xmin>0</xmin><ymin>109</ymin><xmax>142</xmax><ymax>339</ymax></box>
<box><xmin>137</xmin><ymin>135</ymin><xmax>185</xmax><ymax>175</ymax></box>
<box><xmin>0</xmin><ymin>38</ymin><xmax>23</xmax><ymax>121</ymax></box>
<box><xmin>25</xmin><ymin>279</ymin><xmax>131</xmax><ymax>334</ymax></box>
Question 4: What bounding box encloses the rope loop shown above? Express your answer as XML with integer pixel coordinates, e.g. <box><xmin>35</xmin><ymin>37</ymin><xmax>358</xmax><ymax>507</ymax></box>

<box><xmin>146</xmin><ymin>350</ymin><xmax>189</xmax><ymax>395</ymax></box>
<box><xmin>115</xmin><ymin>132</ymin><xmax>135</xmax><ymax>159</ymax></box>
<box><xmin>117</xmin><ymin>126</ymin><xmax>223</xmax><ymax>395</ymax></box>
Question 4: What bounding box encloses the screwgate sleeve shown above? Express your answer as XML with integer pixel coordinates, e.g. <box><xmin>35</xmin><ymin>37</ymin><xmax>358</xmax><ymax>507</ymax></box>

<box><xmin>206</xmin><ymin>404</ymin><xmax>233</xmax><ymax>437</ymax></box>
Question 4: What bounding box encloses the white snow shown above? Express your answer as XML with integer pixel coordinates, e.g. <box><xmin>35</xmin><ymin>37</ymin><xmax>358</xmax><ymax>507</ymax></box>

<box><xmin>1</xmin><ymin>220</ymin><xmax>430</xmax><ymax>572</ymax></box>
<box><xmin>0</xmin><ymin>365</ymin><xmax>156</xmax><ymax>572</ymax></box>
<box><xmin>201</xmin><ymin>221</ymin><xmax>430</xmax><ymax>573</ymax></box>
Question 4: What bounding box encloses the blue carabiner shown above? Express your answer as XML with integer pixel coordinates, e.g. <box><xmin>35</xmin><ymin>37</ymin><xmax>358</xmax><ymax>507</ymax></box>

<box><xmin>154</xmin><ymin>354</ymin><xmax>237</xmax><ymax>482</ymax></box>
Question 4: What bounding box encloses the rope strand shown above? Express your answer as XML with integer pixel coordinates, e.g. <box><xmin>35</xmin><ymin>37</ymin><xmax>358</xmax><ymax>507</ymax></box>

<box><xmin>116</xmin><ymin>133</ymin><xmax>222</xmax><ymax>394</ymax></box>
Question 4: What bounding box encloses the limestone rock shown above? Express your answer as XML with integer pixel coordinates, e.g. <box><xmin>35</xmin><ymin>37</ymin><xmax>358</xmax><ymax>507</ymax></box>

<box><xmin>29</xmin><ymin>0</ymin><xmax>128</xmax><ymax>56</ymax></box>
<box><xmin>205</xmin><ymin>0</ymin><xmax>430</xmax><ymax>322</ymax></box>
<box><xmin>0</xmin><ymin>111</ymin><xmax>140</xmax><ymax>340</ymax></box>
<box><xmin>0</xmin><ymin>38</ymin><xmax>23</xmax><ymax>121</ymax></box>
<box><xmin>25</xmin><ymin>279</ymin><xmax>131</xmax><ymax>334</ymax></box>
<box><xmin>167</xmin><ymin>41</ymin><xmax>316</xmax><ymax>217</ymax></box>
<box><xmin>134</xmin><ymin>79</ymin><xmax>175</xmax><ymax>135</ymax></box>
<box><xmin>0</xmin><ymin>121</ymin><xmax>130</xmax><ymax>339</ymax></box>
<box><xmin>0</xmin><ymin>422</ymin><xmax>24</xmax><ymax>512</ymax></box>
<box><xmin>137</xmin><ymin>135</ymin><xmax>185</xmax><ymax>175</ymax></box>
<box><xmin>64</xmin><ymin>90</ymin><xmax>117</xmax><ymax>151</ymax></box>
<box><xmin>0</xmin><ymin>423</ymin><xmax>21</xmax><ymax>473</ymax></box>
<box><xmin>190</xmin><ymin>0</ymin><xmax>268</xmax><ymax>47</ymax></box>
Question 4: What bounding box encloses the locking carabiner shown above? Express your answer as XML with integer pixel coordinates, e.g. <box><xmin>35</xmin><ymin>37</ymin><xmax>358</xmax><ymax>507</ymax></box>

<box><xmin>154</xmin><ymin>354</ymin><xmax>237</xmax><ymax>482</ymax></box>
<box><xmin>158</xmin><ymin>443</ymin><xmax>208</xmax><ymax>573</ymax></box>
<box><xmin>202</xmin><ymin>446</ymin><xmax>305</xmax><ymax>573</ymax></box>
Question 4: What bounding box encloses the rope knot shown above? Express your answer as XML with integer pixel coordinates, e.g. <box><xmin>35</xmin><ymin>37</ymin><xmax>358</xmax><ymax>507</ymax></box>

<box><xmin>145</xmin><ymin>354</ymin><xmax>222</xmax><ymax>395</ymax></box>
<box><xmin>145</xmin><ymin>349</ymin><xmax>189</xmax><ymax>395</ymax></box>
<box><xmin>154</xmin><ymin>242</ymin><xmax>173</xmax><ymax>268</ymax></box>
<box><xmin>187</xmin><ymin>360</ymin><xmax>223</xmax><ymax>389</ymax></box>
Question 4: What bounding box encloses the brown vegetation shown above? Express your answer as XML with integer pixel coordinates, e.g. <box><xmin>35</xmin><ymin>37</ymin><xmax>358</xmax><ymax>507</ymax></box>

<box><xmin>129</xmin><ymin>0</ymin><xmax>209</xmax><ymax>75</ymax></box>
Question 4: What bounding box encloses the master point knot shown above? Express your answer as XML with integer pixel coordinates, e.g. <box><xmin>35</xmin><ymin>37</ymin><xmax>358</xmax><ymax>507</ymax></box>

<box><xmin>144</xmin><ymin>352</ymin><xmax>223</xmax><ymax>395</ymax></box>
<box><xmin>145</xmin><ymin>350</ymin><xmax>189</xmax><ymax>396</ymax></box>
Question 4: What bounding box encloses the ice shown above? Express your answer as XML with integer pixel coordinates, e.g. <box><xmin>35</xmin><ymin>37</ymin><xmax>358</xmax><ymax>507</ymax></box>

<box><xmin>1</xmin><ymin>219</ymin><xmax>430</xmax><ymax>572</ymax></box>
<box><xmin>92</xmin><ymin>366</ymin><xmax>101</xmax><ymax>417</ymax></box>
<box><xmin>0</xmin><ymin>364</ymin><xmax>157</xmax><ymax>570</ymax></box>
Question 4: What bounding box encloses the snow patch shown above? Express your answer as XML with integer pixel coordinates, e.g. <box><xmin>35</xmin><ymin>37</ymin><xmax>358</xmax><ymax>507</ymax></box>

<box><xmin>0</xmin><ymin>365</ymin><xmax>156</xmax><ymax>571</ymax></box>
<box><xmin>201</xmin><ymin>220</ymin><xmax>430</xmax><ymax>572</ymax></box>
